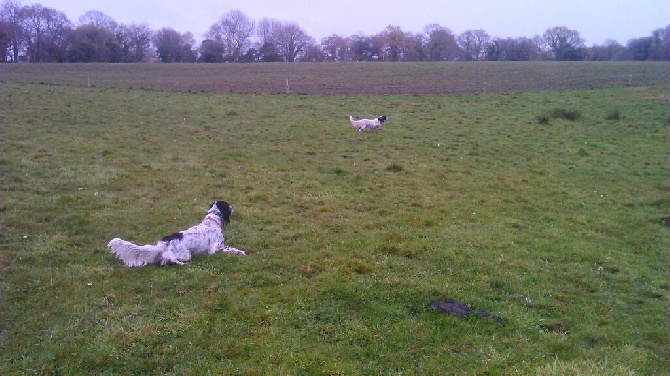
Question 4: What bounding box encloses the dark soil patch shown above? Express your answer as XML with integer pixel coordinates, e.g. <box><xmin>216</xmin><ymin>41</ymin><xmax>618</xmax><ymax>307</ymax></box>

<box><xmin>429</xmin><ymin>299</ymin><xmax>504</xmax><ymax>324</ymax></box>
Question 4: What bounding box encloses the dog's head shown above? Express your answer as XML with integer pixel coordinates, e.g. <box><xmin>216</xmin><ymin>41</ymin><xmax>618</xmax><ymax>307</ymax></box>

<box><xmin>211</xmin><ymin>200</ymin><xmax>233</xmax><ymax>227</ymax></box>
<box><xmin>378</xmin><ymin>115</ymin><xmax>387</xmax><ymax>123</ymax></box>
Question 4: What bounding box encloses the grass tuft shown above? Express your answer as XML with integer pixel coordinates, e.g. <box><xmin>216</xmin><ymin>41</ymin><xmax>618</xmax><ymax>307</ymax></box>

<box><xmin>385</xmin><ymin>163</ymin><xmax>404</xmax><ymax>172</ymax></box>
<box><xmin>550</xmin><ymin>108</ymin><xmax>582</xmax><ymax>121</ymax></box>
<box><xmin>536</xmin><ymin>114</ymin><xmax>550</xmax><ymax>124</ymax></box>
<box><xmin>605</xmin><ymin>109</ymin><xmax>621</xmax><ymax>121</ymax></box>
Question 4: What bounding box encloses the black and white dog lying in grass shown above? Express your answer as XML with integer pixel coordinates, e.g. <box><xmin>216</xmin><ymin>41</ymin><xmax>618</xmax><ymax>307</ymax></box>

<box><xmin>349</xmin><ymin>115</ymin><xmax>387</xmax><ymax>132</ymax></box>
<box><xmin>107</xmin><ymin>201</ymin><xmax>245</xmax><ymax>267</ymax></box>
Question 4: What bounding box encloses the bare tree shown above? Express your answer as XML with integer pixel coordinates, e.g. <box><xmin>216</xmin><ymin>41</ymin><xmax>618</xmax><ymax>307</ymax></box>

<box><xmin>78</xmin><ymin>10</ymin><xmax>117</xmax><ymax>30</ymax></box>
<box><xmin>120</xmin><ymin>23</ymin><xmax>152</xmax><ymax>62</ymax></box>
<box><xmin>253</xmin><ymin>17</ymin><xmax>282</xmax><ymax>61</ymax></box>
<box><xmin>274</xmin><ymin>21</ymin><xmax>313</xmax><ymax>62</ymax></box>
<box><xmin>204</xmin><ymin>9</ymin><xmax>253</xmax><ymax>62</ymax></box>
<box><xmin>457</xmin><ymin>29</ymin><xmax>490</xmax><ymax>61</ymax></box>
<box><xmin>1</xmin><ymin>0</ymin><xmax>24</xmax><ymax>62</ymax></box>
<box><xmin>256</xmin><ymin>17</ymin><xmax>280</xmax><ymax>46</ymax></box>
<box><xmin>253</xmin><ymin>18</ymin><xmax>315</xmax><ymax>62</ymax></box>
<box><xmin>0</xmin><ymin>18</ymin><xmax>9</xmax><ymax>61</ymax></box>
<box><xmin>537</xmin><ymin>26</ymin><xmax>585</xmax><ymax>60</ymax></box>
<box><xmin>21</xmin><ymin>3</ymin><xmax>71</xmax><ymax>62</ymax></box>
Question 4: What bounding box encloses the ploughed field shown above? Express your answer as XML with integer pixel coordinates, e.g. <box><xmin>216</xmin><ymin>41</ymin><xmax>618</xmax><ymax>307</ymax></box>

<box><xmin>1</xmin><ymin>61</ymin><xmax>668</xmax><ymax>94</ymax></box>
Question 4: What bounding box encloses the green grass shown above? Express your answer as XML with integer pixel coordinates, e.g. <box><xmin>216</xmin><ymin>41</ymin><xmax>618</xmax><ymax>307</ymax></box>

<box><xmin>1</xmin><ymin>72</ymin><xmax>669</xmax><ymax>374</ymax></box>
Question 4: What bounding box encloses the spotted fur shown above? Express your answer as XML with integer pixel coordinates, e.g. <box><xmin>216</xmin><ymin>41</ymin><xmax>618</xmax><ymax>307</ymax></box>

<box><xmin>107</xmin><ymin>201</ymin><xmax>245</xmax><ymax>267</ymax></box>
<box><xmin>349</xmin><ymin>115</ymin><xmax>387</xmax><ymax>132</ymax></box>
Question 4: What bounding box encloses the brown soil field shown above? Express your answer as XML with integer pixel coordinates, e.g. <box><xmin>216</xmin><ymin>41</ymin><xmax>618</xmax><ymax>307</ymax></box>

<box><xmin>1</xmin><ymin>61</ymin><xmax>667</xmax><ymax>94</ymax></box>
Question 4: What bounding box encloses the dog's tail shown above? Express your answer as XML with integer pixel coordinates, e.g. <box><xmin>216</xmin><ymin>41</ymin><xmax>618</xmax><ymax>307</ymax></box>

<box><xmin>107</xmin><ymin>238</ymin><xmax>162</xmax><ymax>267</ymax></box>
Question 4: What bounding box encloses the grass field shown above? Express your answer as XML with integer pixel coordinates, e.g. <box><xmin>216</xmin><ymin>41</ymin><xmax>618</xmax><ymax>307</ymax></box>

<box><xmin>1</xmin><ymin>62</ymin><xmax>669</xmax><ymax>375</ymax></box>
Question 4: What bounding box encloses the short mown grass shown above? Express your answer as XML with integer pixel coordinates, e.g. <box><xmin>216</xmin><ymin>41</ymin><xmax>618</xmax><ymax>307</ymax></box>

<box><xmin>1</xmin><ymin>79</ymin><xmax>668</xmax><ymax>375</ymax></box>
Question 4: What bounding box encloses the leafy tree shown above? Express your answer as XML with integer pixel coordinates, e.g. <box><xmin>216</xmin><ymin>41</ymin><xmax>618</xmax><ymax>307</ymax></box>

<box><xmin>404</xmin><ymin>32</ymin><xmax>426</xmax><ymax>61</ymax></box>
<box><xmin>377</xmin><ymin>25</ymin><xmax>407</xmax><ymax>61</ymax></box>
<box><xmin>66</xmin><ymin>24</ymin><xmax>120</xmax><ymax>62</ymax></box>
<box><xmin>486</xmin><ymin>37</ymin><xmax>539</xmax><ymax>61</ymax></box>
<box><xmin>258</xmin><ymin>40</ymin><xmax>281</xmax><ymax>62</ymax></box>
<box><xmin>67</xmin><ymin>11</ymin><xmax>127</xmax><ymax>63</ymax></box>
<box><xmin>349</xmin><ymin>35</ymin><xmax>376</xmax><ymax>61</ymax></box>
<box><xmin>627</xmin><ymin>37</ymin><xmax>653</xmax><ymax>61</ymax></box>
<box><xmin>424</xmin><ymin>24</ymin><xmax>459</xmax><ymax>61</ymax></box>
<box><xmin>198</xmin><ymin>39</ymin><xmax>224</xmax><ymax>62</ymax></box>
<box><xmin>201</xmin><ymin>22</ymin><xmax>224</xmax><ymax>61</ymax></box>
<box><xmin>153</xmin><ymin>27</ymin><xmax>194</xmax><ymax>62</ymax></box>
<box><xmin>239</xmin><ymin>47</ymin><xmax>257</xmax><ymax>62</ymax></box>
<box><xmin>649</xmin><ymin>25</ymin><xmax>669</xmax><ymax>60</ymax></box>
<box><xmin>303</xmin><ymin>43</ymin><xmax>324</xmax><ymax>62</ymax></box>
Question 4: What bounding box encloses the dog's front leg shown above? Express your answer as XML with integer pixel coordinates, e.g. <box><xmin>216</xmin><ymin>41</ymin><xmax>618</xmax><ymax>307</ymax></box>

<box><xmin>216</xmin><ymin>241</ymin><xmax>246</xmax><ymax>255</ymax></box>
<box><xmin>221</xmin><ymin>246</ymin><xmax>246</xmax><ymax>255</ymax></box>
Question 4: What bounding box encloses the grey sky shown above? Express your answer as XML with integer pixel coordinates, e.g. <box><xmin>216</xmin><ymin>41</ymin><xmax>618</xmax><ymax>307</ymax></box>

<box><xmin>36</xmin><ymin>0</ymin><xmax>669</xmax><ymax>45</ymax></box>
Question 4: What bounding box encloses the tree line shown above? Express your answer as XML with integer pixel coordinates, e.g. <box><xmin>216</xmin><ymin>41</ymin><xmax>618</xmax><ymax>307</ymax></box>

<box><xmin>1</xmin><ymin>1</ymin><xmax>668</xmax><ymax>63</ymax></box>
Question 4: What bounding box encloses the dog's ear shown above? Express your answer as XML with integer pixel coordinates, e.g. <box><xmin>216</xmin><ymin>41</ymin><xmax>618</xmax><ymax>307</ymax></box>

<box><xmin>215</xmin><ymin>200</ymin><xmax>232</xmax><ymax>226</ymax></box>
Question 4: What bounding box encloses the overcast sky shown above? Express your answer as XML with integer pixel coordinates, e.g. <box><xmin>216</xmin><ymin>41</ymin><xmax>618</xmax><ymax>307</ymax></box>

<box><xmin>35</xmin><ymin>0</ymin><xmax>668</xmax><ymax>45</ymax></box>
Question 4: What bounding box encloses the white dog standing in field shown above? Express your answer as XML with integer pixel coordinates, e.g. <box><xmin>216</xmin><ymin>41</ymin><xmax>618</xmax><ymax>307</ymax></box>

<box><xmin>107</xmin><ymin>200</ymin><xmax>245</xmax><ymax>267</ymax></box>
<box><xmin>349</xmin><ymin>115</ymin><xmax>387</xmax><ymax>132</ymax></box>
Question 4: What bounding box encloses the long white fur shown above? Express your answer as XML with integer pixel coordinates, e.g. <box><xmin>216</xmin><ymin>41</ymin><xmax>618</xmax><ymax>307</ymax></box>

<box><xmin>107</xmin><ymin>202</ymin><xmax>245</xmax><ymax>267</ymax></box>
<box><xmin>349</xmin><ymin>115</ymin><xmax>386</xmax><ymax>132</ymax></box>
